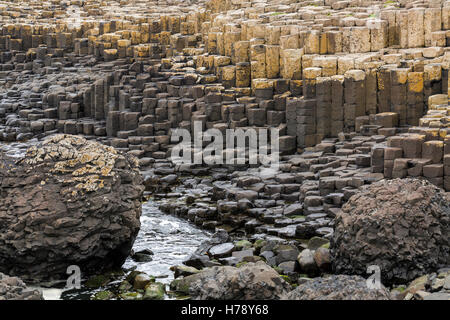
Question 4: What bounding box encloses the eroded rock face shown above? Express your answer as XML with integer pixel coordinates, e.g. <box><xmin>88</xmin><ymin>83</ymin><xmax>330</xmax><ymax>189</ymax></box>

<box><xmin>0</xmin><ymin>134</ymin><xmax>144</xmax><ymax>282</ymax></box>
<box><xmin>282</xmin><ymin>275</ymin><xmax>390</xmax><ymax>300</ymax></box>
<box><xmin>0</xmin><ymin>273</ymin><xmax>43</xmax><ymax>300</ymax></box>
<box><xmin>184</xmin><ymin>261</ymin><xmax>291</xmax><ymax>300</ymax></box>
<box><xmin>331</xmin><ymin>178</ymin><xmax>449</xmax><ymax>285</ymax></box>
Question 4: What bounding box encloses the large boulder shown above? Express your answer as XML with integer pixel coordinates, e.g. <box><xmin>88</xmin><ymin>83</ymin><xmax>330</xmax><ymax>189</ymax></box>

<box><xmin>0</xmin><ymin>273</ymin><xmax>43</xmax><ymax>300</ymax></box>
<box><xmin>0</xmin><ymin>135</ymin><xmax>144</xmax><ymax>282</ymax></box>
<box><xmin>177</xmin><ymin>261</ymin><xmax>291</xmax><ymax>299</ymax></box>
<box><xmin>282</xmin><ymin>275</ymin><xmax>390</xmax><ymax>300</ymax></box>
<box><xmin>331</xmin><ymin>178</ymin><xmax>449</xmax><ymax>285</ymax></box>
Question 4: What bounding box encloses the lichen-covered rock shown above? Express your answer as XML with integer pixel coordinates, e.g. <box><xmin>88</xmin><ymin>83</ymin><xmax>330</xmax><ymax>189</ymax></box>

<box><xmin>0</xmin><ymin>273</ymin><xmax>43</xmax><ymax>300</ymax></box>
<box><xmin>282</xmin><ymin>275</ymin><xmax>391</xmax><ymax>300</ymax></box>
<box><xmin>331</xmin><ymin>179</ymin><xmax>449</xmax><ymax>285</ymax></box>
<box><xmin>183</xmin><ymin>261</ymin><xmax>291</xmax><ymax>300</ymax></box>
<box><xmin>0</xmin><ymin>134</ymin><xmax>144</xmax><ymax>282</ymax></box>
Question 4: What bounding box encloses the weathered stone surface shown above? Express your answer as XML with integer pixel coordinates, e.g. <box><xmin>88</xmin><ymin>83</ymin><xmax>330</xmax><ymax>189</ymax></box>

<box><xmin>297</xmin><ymin>249</ymin><xmax>318</xmax><ymax>275</ymax></box>
<box><xmin>332</xmin><ymin>178</ymin><xmax>449</xmax><ymax>285</ymax></box>
<box><xmin>208</xmin><ymin>242</ymin><xmax>235</xmax><ymax>258</ymax></box>
<box><xmin>184</xmin><ymin>261</ymin><xmax>291</xmax><ymax>300</ymax></box>
<box><xmin>0</xmin><ymin>135</ymin><xmax>144</xmax><ymax>281</ymax></box>
<box><xmin>0</xmin><ymin>0</ymin><xmax>450</xmax><ymax>301</ymax></box>
<box><xmin>0</xmin><ymin>273</ymin><xmax>43</xmax><ymax>300</ymax></box>
<box><xmin>282</xmin><ymin>275</ymin><xmax>391</xmax><ymax>300</ymax></box>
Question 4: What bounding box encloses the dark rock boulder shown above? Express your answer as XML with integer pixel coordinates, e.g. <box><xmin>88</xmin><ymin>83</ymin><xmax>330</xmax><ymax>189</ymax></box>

<box><xmin>282</xmin><ymin>275</ymin><xmax>390</xmax><ymax>300</ymax></box>
<box><xmin>177</xmin><ymin>261</ymin><xmax>291</xmax><ymax>299</ymax></box>
<box><xmin>331</xmin><ymin>178</ymin><xmax>449</xmax><ymax>285</ymax></box>
<box><xmin>0</xmin><ymin>134</ymin><xmax>144</xmax><ymax>282</ymax></box>
<box><xmin>0</xmin><ymin>273</ymin><xmax>43</xmax><ymax>300</ymax></box>
<box><xmin>183</xmin><ymin>229</ymin><xmax>230</xmax><ymax>269</ymax></box>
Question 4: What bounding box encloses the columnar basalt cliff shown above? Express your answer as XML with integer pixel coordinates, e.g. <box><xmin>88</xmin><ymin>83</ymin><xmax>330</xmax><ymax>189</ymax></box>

<box><xmin>0</xmin><ymin>0</ymin><xmax>449</xmax><ymax>300</ymax></box>
<box><xmin>0</xmin><ymin>0</ymin><xmax>449</xmax><ymax>191</ymax></box>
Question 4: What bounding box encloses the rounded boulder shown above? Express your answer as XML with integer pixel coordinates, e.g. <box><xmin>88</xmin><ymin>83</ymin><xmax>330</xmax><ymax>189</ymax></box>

<box><xmin>331</xmin><ymin>178</ymin><xmax>449</xmax><ymax>285</ymax></box>
<box><xmin>0</xmin><ymin>134</ymin><xmax>144</xmax><ymax>282</ymax></box>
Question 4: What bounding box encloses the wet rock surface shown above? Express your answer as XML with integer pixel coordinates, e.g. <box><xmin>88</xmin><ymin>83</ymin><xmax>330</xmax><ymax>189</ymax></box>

<box><xmin>0</xmin><ymin>134</ymin><xmax>144</xmax><ymax>282</ymax></box>
<box><xmin>332</xmin><ymin>178</ymin><xmax>450</xmax><ymax>285</ymax></box>
<box><xmin>390</xmin><ymin>268</ymin><xmax>450</xmax><ymax>300</ymax></box>
<box><xmin>55</xmin><ymin>198</ymin><xmax>210</xmax><ymax>300</ymax></box>
<box><xmin>174</xmin><ymin>261</ymin><xmax>291</xmax><ymax>300</ymax></box>
<box><xmin>0</xmin><ymin>0</ymin><xmax>449</xmax><ymax>300</ymax></box>
<box><xmin>282</xmin><ymin>275</ymin><xmax>391</xmax><ymax>300</ymax></box>
<box><xmin>0</xmin><ymin>273</ymin><xmax>43</xmax><ymax>300</ymax></box>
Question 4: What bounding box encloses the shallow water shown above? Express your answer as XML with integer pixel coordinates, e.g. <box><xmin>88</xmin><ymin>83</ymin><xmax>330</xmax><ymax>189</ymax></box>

<box><xmin>0</xmin><ymin>139</ymin><xmax>38</xmax><ymax>159</ymax></box>
<box><xmin>122</xmin><ymin>200</ymin><xmax>211</xmax><ymax>282</ymax></box>
<box><xmin>54</xmin><ymin>200</ymin><xmax>211</xmax><ymax>300</ymax></box>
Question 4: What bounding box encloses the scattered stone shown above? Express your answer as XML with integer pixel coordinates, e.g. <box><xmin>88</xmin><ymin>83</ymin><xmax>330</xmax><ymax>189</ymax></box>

<box><xmin>185</xmin><ymin>261</ymin><xmax>291</xmax><ymax>300</ymax></box>
<box><xmin>235</xmin><ymin>240</ymin><xmax>252</xmax><ymax>250</ymax></box>
<box><xmin>308</xmin><ymin>237</ymin><xmax>330</xmax><ymax>250</ymax></box>
<box><xmin>297</xmin><ymin>249</ymin><xmax>319</xmax><ymax>275</ymax></box>
<box><xmin>170</xmin><ymin>265</ymin><xmax>201</xmax><ymax>279</ymax></box>
<box><xmin>282</xmin><ymin>275</ymin><xmax>391</xmax><ymax>300</ymax></box>
<box><xmin>423</xmin><ymin>292</ymin><xmax>450</xmax><ymax>300</ymax></box>
<box><xmin>92</xmin><ymin>291</ymin><xmax>115</xmax><ymax>300</ymax></box>
<box><xmin>208</xmin><ymin>243</ymin><xmax>235</xmax><ymax>258</ymax></box>
<box><xmin>313</xmin><ymin>248</ymin><xmax>331</xmax><ymax>272</ymax></box>
<box><xmin>133</xmin><ymin>273</ymin><xmax>154</xmax><ymax>290</ymax></box>
<box><xmin>1</xmin><ymin>0</ymin><xmax>449</xmax><ymax>301</ymax></box>
<box><xmin>0</xmin><ymin>135</ymin><xmax>144</xmax><ymax>282</ymax></box>
<box><xmin>274</xmin><ymin>244</ymin><xmax>299</xmax><ymax>265</ymax></box>
<box><xmin>131</xmin><ymin>249</ymin><xmax>154</xmax><ymax>262</ymax></box>
<box><xmin>143</xmin><ymin>283</ymin><xmax>166</xmax><ymax>300</ymax></box>
<box><xmin>0</xmin><ymin>273</ymin><xmax>43</xmax><ymax>300</ymax></box>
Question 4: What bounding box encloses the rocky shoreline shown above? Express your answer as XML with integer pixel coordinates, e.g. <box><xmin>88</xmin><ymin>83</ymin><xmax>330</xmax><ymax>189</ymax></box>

<box><xmin>0</xmin><ymin>136</ymin><xmax>448</xmax><ymax>300</ymax></box>
<box><xmin>0</xmin><ymin>0</ymin><xmax>449</xmax><ymax>301</ymax></box>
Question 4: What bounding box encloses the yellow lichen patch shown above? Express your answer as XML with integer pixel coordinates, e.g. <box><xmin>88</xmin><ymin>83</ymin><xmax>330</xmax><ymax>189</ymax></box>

<box><xmin>19</xmin><ymin>134</ymin><xmax>125</xmax><ymax>195</ymax></box>
<box><xmin>80</xmin><ymin>153</ymin><xmax>94</xmax><ymax>164</ymax></box>
<box><xmin>73</xmin><ymin>175</ymin><xmax>103</xmax><ymax>193</ymax></box>
<box><xmin>71</xmin><ymin>165</ymin><xmax>92</xmax><ymax>177</ymax></box>
<box><xmin>407</xmin><ymin>73</ymin><xmax>424</xmax><ymax>93</ymax></box>
<box><xmin>101</xmin><ymin>166</ymin><xmax>112</xmax><ymax>176</ymax></box>
<box><xmin>429</xmin><ymin>130</ymin><xmax>439</xmax><ymax>138</ymax></box>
